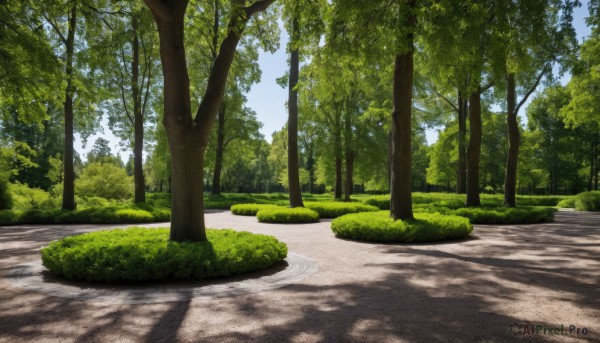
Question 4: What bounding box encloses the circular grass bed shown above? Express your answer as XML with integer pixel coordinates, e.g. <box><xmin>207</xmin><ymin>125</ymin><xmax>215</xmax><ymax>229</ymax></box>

<box><xmin>331</xmin><ymin>211</ymin><xmax>473</xmax><ymax>243</ymax></box>
<box><xmin>304</xmin><ymin>201</ymin><xmax>379</xmax><ymax>218</ymax></box>
<box><xmin>256</xmin><ymin>207</ymin><xmax>320</xmax><ymax>223</ymax></box>
<box><xmin>40</xmin><ymin>227</ymin><xmax>287</xmax><ymax>283</ymax></box>
<box><xmin>231</xmin><ymin>203</ymin><xmax>280</xmax><ymax>216</ymax></box>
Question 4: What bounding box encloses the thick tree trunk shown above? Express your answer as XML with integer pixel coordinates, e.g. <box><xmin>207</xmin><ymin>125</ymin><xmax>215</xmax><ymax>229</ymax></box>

<box><xmin>62</xmin><ymin>3</ymin><xmax>77</xmax><ymax>211</ymax></box>
<box><xmin>344</xmin><ymin>150</ymin><xmax>355</xmax><ymax>202</ymax></box>
<box><xmin>146</xmin><ymin>0</ymin><xmax>273</xmax><ymax>241</ymax></box>
<box><xmin>390</xmin><ymin>51</ymin><xmax>414</xmax><ymax>220</ymax></box>
<box><xmin>212</xmin><ymin>103</ymin><xmax>225</xmax><ymax>195</ymax></box>
<box><xmin>152</xmin><ymin>3</ymin><xmax>203</xmax><ymax>241</ymax></box>
<box><xmin>132</xmin><ymin>19</ymin><xmax>146</xmax><ymax>203</ymax></box>
<box><xmin>169</xmin><ymin>134</ymin><xmax>206</xmax><ymax>241</ymax></box>
<box><xmin>504</xmin><ymin>73</ymin><xmax>519</xmax><ymax>207</ymax></box>
<box><xmin>457</xmin><ymin>90</ymin><xmax>467</xmax><ymax>194</ymax></box>
<box><xmin>287</xmin><ymin>17</ymin><xmax>303</xmax><ymax>207</ymax></box>
<box><xmin>466</xmin><ymin>91</ymin><xmax>482</xmax><ymax>207</ymax></box>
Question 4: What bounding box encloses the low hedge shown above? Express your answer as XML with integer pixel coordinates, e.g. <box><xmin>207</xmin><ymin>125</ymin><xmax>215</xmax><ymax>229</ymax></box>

<box><xmin>230</xmin><ymin>204</ymin><xmax>281</xmax><ymax>216</ymax></box>
<box><xmin>573</xmin><ymin>191</ymin><xmax>600</xmax><ymax>211</ymax></box>
<box><xmin>557</xmin><ymin>198</ymin><xmax>576</xmax><ymax>208</ymax></box>
<box><xmin>447</xmin><ymin>206</ymin><xmax>556</xmax><ymax>224</ymax></box>
<box><xmin>0</xmin><ymin>206</ymin><xmax>170</xmax><ymax>226</ymax></box>
<box><xmin>331</xmin><ymin>211</ymin><xmax>472</xmax><ymax>243</ymax></box>
<box><xmin>40</xmin><ymin>228</ymin><xmax>288</xmax><ymax>283</ymax></box>
<box><xmin>256</xmin><ymin>207</ymin><xmax>320</xmax><ymax>223</ymax></box>
<box><xmin>304</xmin><ymin>201</ymin><xmax>379</xmax><ymax>218</ymax></box>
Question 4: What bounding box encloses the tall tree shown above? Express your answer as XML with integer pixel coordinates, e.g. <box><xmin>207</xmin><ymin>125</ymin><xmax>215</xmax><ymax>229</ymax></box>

<box><xmin>495</xmin><ymin>0</ymin><xmax>578</xmax><ymax>207</ymax></box>
<box><xmin>143</xmin><ymin>0</ymin><xmax>275</xmax><ymax>241</ymax></box>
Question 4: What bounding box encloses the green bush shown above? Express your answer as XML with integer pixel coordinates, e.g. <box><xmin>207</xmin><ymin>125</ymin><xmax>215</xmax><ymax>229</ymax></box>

<box><xmin>573</xmin><ymin>191</ymin><xmax>600</xmax><ymax>211</ymax></box>
<box><xmin>40</xmin><ymin>227</ymin><xmax>288</xmax><ymax>283</ymax></box>
<box><xmin>0</xmin><ymin>210</ymin><xmax>19</xmax><ymax>225</ymax></box>
<box><xmin>0</xmin><ymin>205</ymin><xmax>170</xmax><ymax>226</ymax></box>
<box><xmin>557</xmin><ymin>197</ymin><xmax>576</xmax><ymax>208</ymax></box>
<box><xmin>449</xmin><ymin>206</ymin><xmax>556</xmax><ymax>224</ymax></box>
<box><xmin>0</xmin><ymin>174</ymin><xmax>12</xmax><ymax>210</ymax></box>
<box><xmin>256</xmin><ymin>207</ymin><xmax>320</xmax><ymax>223</ymax></box>
<box><xmin>9</xmin><ymin>182</ymin><xmax>58</xmax><ymax>210</ymax></box>
<box><xmin>331</xmin><ymin>211</ymin><xmax>472</xmax><ymax>243</ymax></box>
<box><xmin>231</xmin><ymin>203</ymin><xmax>280</xmax><ymax>216</ymax></box>
<box><xmin>76</xmin><ymin>162</ymin><xmax>133</xmax><ymax>200</ymax></box>
<box><xmin>304</xmin><ymin>201</ymin><xmax>379</xmax><ymax>218</ymax></box>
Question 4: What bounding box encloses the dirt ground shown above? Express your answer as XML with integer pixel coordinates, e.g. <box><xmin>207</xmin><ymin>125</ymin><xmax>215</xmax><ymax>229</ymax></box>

<box><xmin>0</xmin><ymin>210</ymin><xmax>598</xmax><ymax>342</ymax></box>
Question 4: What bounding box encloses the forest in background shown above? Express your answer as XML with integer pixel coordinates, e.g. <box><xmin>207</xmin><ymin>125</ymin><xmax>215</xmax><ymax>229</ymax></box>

<box><xmin>1</xmin><ymin>0</ymin><xmax>599</xmax><ymax>210</ymax></box>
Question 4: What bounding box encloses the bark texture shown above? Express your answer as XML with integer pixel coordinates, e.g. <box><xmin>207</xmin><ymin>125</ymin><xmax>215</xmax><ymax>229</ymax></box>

<box><xmin>287</xmin><ymin>17</ymin><xmax>304</xmax><ymax>207</ymax></box>
<box><xmin>466</xmin><ymin>91</ymin><xmax>482</xmax><ymax>207</ymax></box>
<box><xmin>212</xmin><ymin>103</ymin><xmax>225</xmax><ymax>195</ymax></box>
<box><xmin>62</xmin><ymin>3</ymin><xmax>77</xmax><ymax>211</ymax></box>
<box><xmin>457</xmin><ymin>90</ymin><xmax>467</xmax><ymax>194</ymax></box>
<box><xmin>503</xmin><ymin>73</ymin><xmax>519</xmax><ymax>207</ymax></box>
<box><xmin>132</xmin><ymin>18</ymin><xmax>146</xmax><ymax>204</ymax></box>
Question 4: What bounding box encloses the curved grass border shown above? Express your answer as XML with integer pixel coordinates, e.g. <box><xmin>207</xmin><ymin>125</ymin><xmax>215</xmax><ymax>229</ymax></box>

<box><xmin>256</xmin><ymin>207</ymin><xmax>319</xmax><ymax>223</ymax></box>
<box><xmin>331</xmin><ymin>211</ymin><xmax>473</xmax><ymax>243</ymax></box>
<box><xmin>40</xmin><ymin>227</ymin><xmax>288</xmax><ymax>283</ymax></box>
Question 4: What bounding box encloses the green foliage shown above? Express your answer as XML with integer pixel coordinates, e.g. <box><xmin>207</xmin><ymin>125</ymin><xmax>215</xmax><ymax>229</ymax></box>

<box><xmin>256</xmin><ymin>207</ymin><xmax>319</xmax><ymax>223</ymax></box>
<box><xmin>231</xmin><ymin>204</ymin><xmax>280</xmax><ymax>216</ymax></box>
<box><xmin>448</xmin><ymin>206</ymin><xmax>556</xmax><ymax>224</ymax></box>
<box><xmin>557</xmin><ymin>197</ymin><xmax>576</xmax><ymax>208</ymax></box>
<box><xmin>573</xmin><ymin>191</ymin><xmax>600</xmax><ymax>211</ymax></box>
<box><xmin>76</xmin><ymin>162</ymin><xmax>133</xmax><ymax>200</ymax></box>
<box><xmin>304</xmin><ymin>201</ymin><xmax>378</xmax><ymax>218</ymax></box>
<box><xmin>0</xmin><ymin>204</ymin><xmax>170</xmax><ymax>226</ymax></box>
<box><xmin>40</xmin><ymin>228</ymin><xmax>288</xmax><ymax>283</ymax></box>
<box><xmin>0</xmin><ymin>174</ymin><xmax>12</xmax><ymax>210</ymax></box>
<box><xmin>331</xmin><ymin>211</ymin><xmax>473</xmax><ymax>243</ymax></box>
<box><xmin>364</xmin><ymin>193</ymin><xmax>570</xmax><ymax>210</ymax></box>
<box><xmin>9</xmin><ymin>182</ymin><xmax>58</xmax><ymax>210</ymax></box>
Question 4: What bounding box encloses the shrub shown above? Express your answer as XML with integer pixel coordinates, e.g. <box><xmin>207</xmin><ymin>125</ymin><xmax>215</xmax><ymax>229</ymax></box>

<box><xmin>76</xmin><ymin>162</ymin><xmax>133</xmax><ymax>200</ymax></box>
<box><xmin>573</xmin><ymin>191</ymin><xmax>600</xmax><ymax>211</ymax></box>
<box><xmin>231</xmin><ymin>203</ymin><xmax>280</xmax><ymax>216</ymax></box>
<box><xmin>9</xmin><ymin>182</ymin><xmax>57</xmax><ymax>210</ymax></box>
<box><xmin>557</xmin><ymin>197</ymin><xmax>576</xmax><ymax>208</ymax></box>
<box><xmin>331</xmin><ymin>211</ymin><xmax>472</xmax><ymax>243</ymax></box>
<box><xmin>40</xmin><ymin>228</ymin><xmax>288</xmax><ymax>283</ymax></box>
<box><xmin>256</xmin><ymin>207</ymin><xmax>320</xmax><ymax>223</ymax></box>
<box><xmin>304</xmin><ymin>201</ymin><xmax>379</xmax><ymax>218</ymax></box>
<box><xmin>0</xmin><ymin>175</ymin><xmax>12</xmax><ymax>210</ymax></box>
<box><xmin>363</xmin><ymin>196</ymin><xmax>390</xmax><ymax>210</ymax></box>
<box><xmin>0</xmin><ymin>210</ymin><xmax>19</xmax><ymax>225</ymax></box>
<box><xmin>0</xmin><ymin>205</ymin><xmax>170</xmax><ymax>226</ymax></box>
<box><xmin>449</xmin><ymin>206</ymin><xmax>556</xmax><ymax>224</ymax></box>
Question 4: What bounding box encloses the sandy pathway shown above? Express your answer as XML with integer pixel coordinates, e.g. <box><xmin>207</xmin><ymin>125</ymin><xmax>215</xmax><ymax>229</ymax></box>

<box><xmin>0</xmin><ymin>210</ymin><xmax>598</xmax><ymax>342</ymax></box>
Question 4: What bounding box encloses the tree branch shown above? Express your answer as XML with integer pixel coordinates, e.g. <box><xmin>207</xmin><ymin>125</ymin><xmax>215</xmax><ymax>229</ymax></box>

<box><xmin>514</xmin><ymin>64</ymin><xmax>549</xmax><ymax>116</ymax></box>
<box><xmin>43</xmin><ymin>14</ymin><xmax>67</xmax><ymax>45</ymax></box>
<box><xmin>433</xmin><ymin>90</ymin><xmax>459</xmax><ymax>113</ymax></box>
<box><xmin>245</xmin><ymin>0</ymin><xmax>276</xmax><ymax>17</ymax></box>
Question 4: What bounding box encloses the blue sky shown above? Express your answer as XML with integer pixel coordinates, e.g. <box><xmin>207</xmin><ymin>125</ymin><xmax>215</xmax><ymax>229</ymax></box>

<box><xmin>77</xmin><ymin>1</ymin><xmax>593</xmax><ymax>158</ymax></box>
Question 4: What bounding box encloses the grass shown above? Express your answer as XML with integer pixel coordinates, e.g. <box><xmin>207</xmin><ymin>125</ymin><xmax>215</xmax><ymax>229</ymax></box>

<box><xmin>40</xmin><ymin>227</ymin><xmax>288</xmax><ymax>283</ymax></box>
<box><xmin>331</xmin><ymin>211</ymin><xmax>473</xmax><ymax>243</ymax></box>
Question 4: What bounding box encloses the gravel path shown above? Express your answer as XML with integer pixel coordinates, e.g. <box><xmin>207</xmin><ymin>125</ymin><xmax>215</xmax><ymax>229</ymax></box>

<box><xmin>0</xmin><ymin>210</ymin><xmax>598</xmax><ymax>342</ymax></box>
